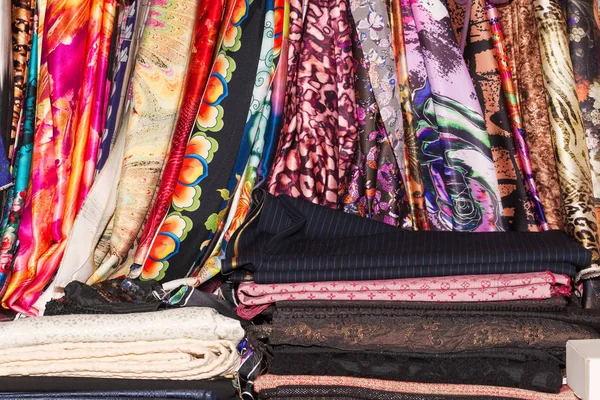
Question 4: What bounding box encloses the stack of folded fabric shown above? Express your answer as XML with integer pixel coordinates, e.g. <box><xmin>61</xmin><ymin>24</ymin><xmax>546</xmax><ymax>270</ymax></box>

<box><xmin>226</xmin><ymin>190</ymin><xmax>600</xmax><ymax>398</ymax></box>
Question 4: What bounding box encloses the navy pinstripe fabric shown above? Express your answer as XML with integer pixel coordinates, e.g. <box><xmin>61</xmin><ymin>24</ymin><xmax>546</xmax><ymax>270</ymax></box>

<box><xmin>223</xmin><ymin>190</ymin><xmax>592</xmax><ymax>283</ymax></box>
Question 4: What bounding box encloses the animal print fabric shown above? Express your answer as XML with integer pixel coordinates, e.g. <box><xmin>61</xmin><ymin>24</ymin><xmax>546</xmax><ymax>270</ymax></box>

<box><xmin>267</xmin><ymin>0</ymin><xmax>358</xmax><ymax>208</ymax></box>
<box><xmin>534</xmin><ymin>0</ymin><xmax>600</xmax><ymax>275</ymax></box>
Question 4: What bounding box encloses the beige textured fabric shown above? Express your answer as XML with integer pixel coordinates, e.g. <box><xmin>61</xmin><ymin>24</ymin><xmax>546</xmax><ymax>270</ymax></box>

<box><xmin>0</xmin><ymin>307</ymin><xmax>243</xmax><ymax>379</ymax></box>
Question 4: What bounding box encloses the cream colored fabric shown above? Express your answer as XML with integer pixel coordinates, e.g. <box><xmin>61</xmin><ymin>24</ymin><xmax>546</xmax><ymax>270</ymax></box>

<box><xmin>0</xmin><ymin>307</ymin><xmax>243</xmax><ymax>379</ymax></box>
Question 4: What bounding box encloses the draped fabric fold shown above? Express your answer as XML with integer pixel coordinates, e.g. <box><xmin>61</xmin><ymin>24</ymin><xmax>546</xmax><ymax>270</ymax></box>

<box><xmin>132</xmin><ymin>0</ymin><xmax>225</xmax><ymax>268</ymax></box>
<box><xmin>533</xmin><ymin>0</ymin><xmax>600</xmax><ymax>281</ymax></box>
<box><xmin>0</xmin><ymin>2</ymin><xmax>15</xmax><ymax>190</ymax></box>
<box><xmin>446</xmin><ymin>0</ymin><xmax>536</xmax><ymax>232</ymax></box>
<box><xmin>267</xmin><ymin>0</ymin><xmax>358</xmax><ymax>208</ymax></box>
<box><xmin>87</xmin><ymin>0</ymin><xmax>199</xmax><ymax>284</ymax></box>
<box><xmin>401</xmin><ymin>0</ymin><xmax>504</xmax><ymax>232</ymax></box>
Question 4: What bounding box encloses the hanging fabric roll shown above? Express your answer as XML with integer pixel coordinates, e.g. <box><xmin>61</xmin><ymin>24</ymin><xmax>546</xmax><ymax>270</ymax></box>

<box><xmin>3</xmin><ymin>0</ymin><xmax>118</xmax><ymax>314</ymax></box>
<box><xmin>533</xmin><ymin>0</ymin><xmax>600</xmax><ymax>288</ymax></box>
<box><xmin>2</xmin><ymin>0</ymin><xmax>95</xmax><ymax>311</ymax></box>
<box><xmin>87</xmin><ymin>0</ymin><xmax>199</xmax><ymax>284</ymax></box>
<box><xmin>185</xmin><ymin>0</ymin><xmax>287</xmax><ymax>283</ymax></box>
<box><xmin>0</xmin><ymin>9</ymin><xmax>38</xmax><ymax>292</ymax></box>
<box><xmin>132</xmin><ymin>0</ymin><xmax>225</xmax><ymax>271</ymax></box>
<box><xmin>446</xmin><ymin>0</ymin><xmax>536</xmax><ymax>232</ymax></box>
<box><xmin>0</xmin><ymin>2</ymin><xmax>14</xmax><ymax>190</ymax></box>
<box><xmin>9</xmin><ymin>0</ymin><xmax>35</xmax><ymax>164</ymax></box>
<box><xmin>343</xmin><ymin>17</ymin><xmax>408</xmax><ymax>227</ymax></box>
<box><xmin>137</xmin><ymin>0</ymin><xmax>269</xmax><ymax>282</ymax></box>
<box><xmin>267</xmin><ymin>0</ymin><xmax>358</xmax><ymax>208</ymax></box>
<box><xmin>401</xmin><ymin>0</ymin><xmax>504</xmax><ymax>232</ymax></box>
<box><xmin>350</xmin><ymin>0</ymin><xmax>407</xmax><ymax>197</ymax></box>
<box><xmin>388</xmin><ymin>0</ymin><xmax>430</xmax><ymax>230</ymax></box>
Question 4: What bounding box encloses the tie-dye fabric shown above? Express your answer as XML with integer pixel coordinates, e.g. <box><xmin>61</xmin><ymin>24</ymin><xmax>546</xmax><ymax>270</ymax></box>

<box><xmin>402</xmin><ymin>0</ymin><xmax>504</xmax><ymax>232</ymax></box>
<box><xmin>343</xmin><ymin>21</ymin><xmax>408</xmax><ymax>228</ymax></box>
<box><xmin>447</xmin><ymin>0</ymin><xmax>536</xmax><ymax>232</ymax></box>
<box><xmin>389</xmin><ymin>0</ymin><xmax>429</xmax><ymax>230</ymax></box>
<box><xmin>133</xmin><ymin>0</ymin><xmax>225</xmax><ymax>268</ymax></box>
<box><xmin>139</xmin><ymin>0</ymin><xmax>267</xmax><ymax>282</ymax></box>
<box><xmin>565</xmin><ymin>0</ymin><xmax>600</xmax><ymax>241</ymax></box>
<box><xmin>534</xmin><ymin>0</ymin><xmax>600</xmax><ymax>279</ymax></box>
<box><xmin>87</xmin><ymin>0</ymin><xmax>199</xmax><ymax>285</ymax></box>
<box><xmin>267</xmin><ymin>0</ymin><xmax>358</xmax><ymax>208</ymax></box>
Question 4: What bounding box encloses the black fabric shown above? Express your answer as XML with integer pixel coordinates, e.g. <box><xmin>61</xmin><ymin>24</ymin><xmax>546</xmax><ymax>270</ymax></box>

<box><xmin>223</xmin><ymin>190</ymin><xmax>591</xmax><ymax>283</ymax></box>
<box><xmin>272</xmin><ymin>298</ymin><xmax>600</xmax><ymax>331</ymax></box>
<box><xmin>45</xmin><ymin>279</ymin><xmax>162</xmax><ymax>315</ymax></box>
<box><xmin>0</xmin><ymin>391</ymin><xmax>216</xmax><ymax>400</ymax></box>
<box><xmin>0</xmin><ymin>377</ymin><xmax>238</xmax><ymax>400</ymax></box>
<box><xmin>268</xmin><ymin>350</ymin><xmax>563</xmax><ymax>393</ymax></box>
<box><xmin>258</xmin><ymin>386</ymin><xmax>520</xmax><ymax>400</ymax></box>
<box><xmin>168</xmin><ymin>287</ymin><xmax>241</xmax><ymax>322</ymax></box>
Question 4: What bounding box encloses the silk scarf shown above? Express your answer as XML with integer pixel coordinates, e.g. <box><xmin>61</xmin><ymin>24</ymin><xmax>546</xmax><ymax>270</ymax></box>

<box><xmin>402</xmin><ymin>0</ymin><xmax>503</xmax><ymax>232</ymax></box>
<box><xmin>446</xmin><ymin>0</ymin><xmax>536</xmax><ymax>232</ymax></box>
<box><xmin>267</xmin><ymin>0</ymin><xmax>358</xmax><ymax>208</ymax></box>
<box><xmin>132</xmin><ymin>0</ymin><xmax>225</xmax><ymax>269</ymax></box>
<box><xmin>343</xmin><ymin>22</ymin><xmax>407</xmax><ymax>227</ymax></box>
<box><xmin>88</xmin><ymin>0</ymin><xmax>199</xmax><ymax>284</ymax></box>
<box><xmin>137</xmin><ymin>0</ymin><xmax>268</xmax><ymax>282</ymax></box>
<box><xmin>389</xmin><ymin>0</ymin><xmax>429</xmax><ymax>230</ymax></box>
<box><xmin>350</xmin><ymin>0</ymin><xmax>406</xmax><ymax>193</ymax></box>
<box><xmin>2</xmin><ymin>0</ymin><xmax>98</xmax><ymax>311</ymax></box>
<box><xmin>533</xmin><ymin>0</ymin><xmax>600</xmax><ymax>281</ymax></box>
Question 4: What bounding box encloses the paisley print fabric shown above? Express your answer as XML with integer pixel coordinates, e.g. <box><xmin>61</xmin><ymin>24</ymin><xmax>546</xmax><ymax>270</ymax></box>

<box><xmin>512</xmin><ymin>0</ymin><xmax>564</xmax><ymax>231</ymax></box>
<box><xmin>133</xmin><ymin>0</ymin><xmax>225</xmax><ymax>268</ymax></box>
<box><xmin>343</xmin><ymin>25</ymin><xmax>408</xmax><ymax>227</ymax></box>
<box><xmin>533</xmin><ymin>0</ymin><xmax>600</xmax><ymax>278</ymax></box>
<box><xmin>350</xmin><ymin>0</ymin><xmax>406</xmax><ymax>191</ymax></box>
<box><xmin>267</xmin><ymin>0</ymin><xmax>358</xmax><ymax>208</ymax></box>
<box><xmin>389</xmin><ymin>0</ymin><xmax>429</xmax><ymax>231</ymax></box>
<box><xmin>447</xmin><ymin>0</ymin><xmax>536</xmax><ymax>232</ymax></box>
<box><xmin>566</xmin><ymin>0</ymin><xmax>600</xmax><ymax>243</ymax></box>
<box><xmin>9</xmin><ymin>0</ymin><xmax>34</xmax><ymax>164</ymax></box>
<box><xmin>87</xmin><ymin>0</ymin><xmax>199</xmax><ymax>285</ymax></box>
<box><xmin>139</xmin><ymin>0</ymin><xmax>267</xmax><ymax>282</ymax></box>
<box><xmin>402</xmin><ymin>0</ymin><xmax>504</xmax><ymax>232</ymax></box>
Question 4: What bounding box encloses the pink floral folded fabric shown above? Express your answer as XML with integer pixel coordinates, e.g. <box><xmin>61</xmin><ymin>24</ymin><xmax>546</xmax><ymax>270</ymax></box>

<box><xmin>254</xmin><ymin>375</ymin><xmax>578</xmax><ymax>400</ymax></box>
<box><xmin>236</xmin><ymin>271</ymin><xmax>571</xmax><ymax>319</ymax></box>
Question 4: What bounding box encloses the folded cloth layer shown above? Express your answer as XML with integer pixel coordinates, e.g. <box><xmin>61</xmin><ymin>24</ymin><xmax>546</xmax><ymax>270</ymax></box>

<box><xmin>0</xmin><ymin>377</ymin><xmax>237</xmax><ymax>399</ymax></box>
<box><xmin>0</xmin><ymin>308</ymin><xmax>244</xmax><ymax>379</ymax></box>
<box><xmin>0</xmin><ymin>391</ymin><xmax>216</xmax><ymax>400</ymax></box>
<box><xmin>269</xmin><ymin>350</ymin><xmax>563</xmax><ymax>393</ymax></box>
<box><xmin>255</xmin><ymin>376</ymin><xmax>578</xmax><ymax>400</ymax></box>
<box><xmin>223</xmin><ymin>190</ymin><xmax>592</xmax><ymax>283</ymax></box>
<box><xmin>250</xmin><ymin>315</ymin><xmax>598</xmax><ymax>358</ymax></box>
<box><xmin>236</xmin><ymin>272</ymin><xmax>571</xmax><ymax>318</ymax></box>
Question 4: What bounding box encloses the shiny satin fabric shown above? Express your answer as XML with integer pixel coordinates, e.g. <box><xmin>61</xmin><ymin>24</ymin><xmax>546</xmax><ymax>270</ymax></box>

<box><xmin>533</xmin><ymin>0</ymin><xmax>600</xmax><ymax>282</ymax></box>
<box><xmin>266</xmin><ymin>0</ymin><xmax>358</xmax><ymax>208</ymax></box>
<box><xmin>132</xmin><ymin>0</ymin><xmax>225</xmax><ymax>268</ymax></box>
<box><xmin>87</xmin><ymin>0</ymin><xmax>199</xmax><ymax>284</ymax></box>
<box><xmin>0</xmin><ymin>2</ymin><xmax>14</xmax><ymax>190</ymax></box>
<box><xmin>401</xmin><ymin>0</ymin><xmax>504</xmax><ymax>232</ymax></box>
<box><xmin>446</xmin><ymin>0</ymin><xmax>537</xmax><ymax>232</ymax></box>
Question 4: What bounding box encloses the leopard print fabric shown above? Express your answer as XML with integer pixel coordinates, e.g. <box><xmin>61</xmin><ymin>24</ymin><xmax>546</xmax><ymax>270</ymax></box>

<box><xmin>534</xmin><ymin>0</ymin><xmax>600</xmax><ymax>273</ymax></box>
<box><xmin>10</xmin><ymin>0</ymin><xmax>34</xmax><ymax>162</ymax></box>
<box><xmin>267</xmin><ymin>0</ymin><xmax>358</xmax><ymax>208</ymax></box>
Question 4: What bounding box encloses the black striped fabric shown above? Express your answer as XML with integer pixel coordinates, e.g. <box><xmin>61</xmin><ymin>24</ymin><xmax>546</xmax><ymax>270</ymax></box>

<box><xmin>222</xmin><ymin>190</ymin><xmax>592</xmax><ymax>283</ymax></box>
